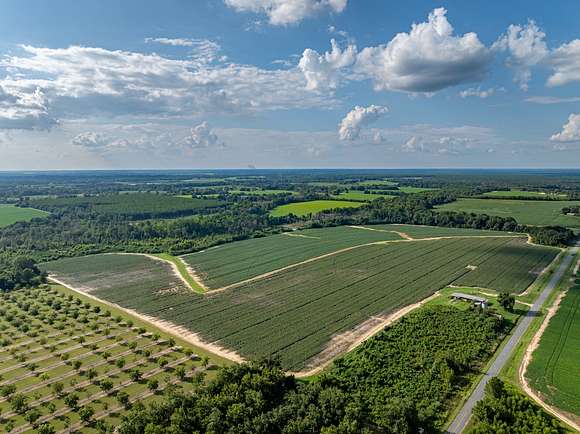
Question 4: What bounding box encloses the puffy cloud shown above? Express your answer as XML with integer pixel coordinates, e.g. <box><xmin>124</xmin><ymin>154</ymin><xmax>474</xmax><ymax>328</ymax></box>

<box><xmin>550</xmin><ymin>113</ymin><xmax>580</xmax><ymax>142</ymax></box>
<box><xmin>459</xmin><ymin>87</ymin><xmax>498</xmax><ymax>99</ymax></box>
<box><xmin>355</xmin><ymin>8</ymin><xmax>491</xmax><ymax>93</ymax></box>
<box><xmin>299</xmin><ymin>39</ymin><xmax>356</xmax><ymax>91</ymax></box>
<box><xmin>184</xmin><ymin>122</ymin><xmax>224</xmax><ymax>149</ymax></box>
<box><xmin>338</xmin><ymin>105</ymin><xmax>388</xmax><ymax>141</ymax></box>
<box><xmin>71</xmin><ymin>132</ymin><xmax>111</xmax><ymax>150</ymax></box>
<box><xmin>224</xmin><ymin>0</ymin><xmax>347</xmax><ymax>26</ymax></box>
<box><xmin>0</xmin><ymin>44</ymin><xmax>333</xmax><ymax>122</ymax></box>
<box><xmin>402</xmin><ymin>135</ymin><xmax>475</xmax><ymax>154</ymax></box>
<box><xmin>493</xmin><ymin>21</ymin><xmax>548</xmax><ymax>91</ymax></box>
<box><xmin>0</xmin><ymin>85</ymin><xmax>57</xmax><ymax>130</ymax></box>
<box><xmin>547</xmin><ymin>40</ymin><xmax>580</xmax><ymax>87</ymax></box>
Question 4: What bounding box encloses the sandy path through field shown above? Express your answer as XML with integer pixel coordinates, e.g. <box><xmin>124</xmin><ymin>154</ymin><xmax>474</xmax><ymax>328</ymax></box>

<box><xmin>48</xmin><ymin>276</ymin><xmax>245</xmax><ymax>364</ymax></box>
<box><xmin>107</xmin><ymin>252</ymin><xmax>207</xmax><ymax>293</ymax></box>
<box><xmin>282</xmin><ymin>232</ymin><xmax>321</xmax><ymax>239</ymax></box>
<box><xmin>519</xmin><ymin>289</ymin><xmax>580</xmax><ymax>431</ymax></box>
<box><xmin>346</xmin><ymin>224</ymin><xmax>414</xmax><ymax>240</ymax></box>
<box><xmin>290</xmin><ymin>291</ymin><xmax>441</xmax><ymax>378</ymax></box>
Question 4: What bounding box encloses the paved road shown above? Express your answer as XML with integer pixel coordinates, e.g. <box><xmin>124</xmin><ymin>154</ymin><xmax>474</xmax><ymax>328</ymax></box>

<box><xmin>447</xmin><ymin>246</ymin><xmax>578</xmax><ymax>434</ymax></box>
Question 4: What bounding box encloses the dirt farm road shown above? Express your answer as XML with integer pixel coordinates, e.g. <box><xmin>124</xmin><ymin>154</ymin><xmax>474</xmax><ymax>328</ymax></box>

<box><xmin>446</xmin><ymin>245</ymin><xmax>578</xmax><ymax>434</ymax></box>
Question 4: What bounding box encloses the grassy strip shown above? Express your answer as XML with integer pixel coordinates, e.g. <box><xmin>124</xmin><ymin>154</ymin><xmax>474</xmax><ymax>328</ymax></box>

<box><xmin>497</xmin><ymin>247</ymin><xmax>578</xmax><ymax>433</ymax></box>
<box><xmin>152</xmin><ymin>253</ymin><xmax>206</xmax><ymax>294</ymax></box>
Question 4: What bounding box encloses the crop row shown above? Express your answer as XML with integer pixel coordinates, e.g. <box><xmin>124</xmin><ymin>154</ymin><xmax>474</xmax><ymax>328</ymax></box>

<box><xmin>181</xmin><ymin>225</ymin><xmax>403</xmax><ymax>288</ymax></box>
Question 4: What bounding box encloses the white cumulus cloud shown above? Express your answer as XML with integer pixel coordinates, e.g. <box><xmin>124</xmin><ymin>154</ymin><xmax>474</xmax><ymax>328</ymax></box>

<box><xmin>224</xmin><ymin>0</ymin><xmax>347</xmax><ymax>26</ymax></box>
<box><xmin>493</xmin><ymin>20</ymin><xmax>548</xmax><ymax>91</ymax></box>
<box><xmin>550</xmin><ymin>113</ymin><xmax>580</xmax><ymax>142</ymax></box>
<box><xmin>547</xmin><ymin>40</ymin><xmax>580</xmax><ymax>87</ymax></box>
<box><xmin>338</xmin><ymin>104</ymin><xmax>388</xmax><ymax>141</ymax></box>
<box><xmin>184</xmin><ymin>122</ymin><xmax>224</xmax><ymax>149</ymax></box>
<box><xmin>0</xmin><ymin>85</ymin><xmax>57</xmax><ymax>130</ymax></box>
<box><xmin>0</xmin><ymin>44</ymin><xmax>333</xmax><ymax>123</ymax></box>
<box><xmin>298</xmin><ymin>39</ymin><xmax>356</xmax><ymax>91</ymax></box>
<box><xmin>355</xmin><ymin>8</ymin><xmax>491</xmax><ymax>93</ymax></box>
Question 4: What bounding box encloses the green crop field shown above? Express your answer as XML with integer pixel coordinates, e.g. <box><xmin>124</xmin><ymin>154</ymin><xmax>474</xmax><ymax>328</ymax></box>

<box><xmin>0</xmin><ymin>286</ymin><xmax>224</xmax><ymax>434</ymax></box>
<box><xmin>436</xmin><ymin>198</ymin><xmax>580</xmax><ymax>229</ymax></box>
<box><xmin>182</xmin><ymin>226</ymin><xmax>402</xmax><ymax>289</ymax></box>
<box><xmin>269</xmin><ymin>200</ymin><xmax>364</xmax><ymax>217</ymax></box>
<box><xmin>29</xmin><ymin>193</ymin><xmax>222</xmax><ymax>220</ymax></box>
<box><xmin>332</xmin><ymin>191</ymin><xmax>395</xmax><ymax>201</ymax></box>
<box><xmin>355</xmin><ymin>179</ymin><xmax>398</xmax><ymax>186</ymax></box>
<box><xmin>397</xmin><ymin>186</ymin><xmax>439</xmax><ymax>193</ymax></box>
<box><xmin>526</xmin><ymin>279</ymin><xmax>580</xmax><ymax>417</ymax></box>
<box><xmin>44</xmin><ymin>233</ymin><xmax>556</xmax><ymax>371</ymax></box>
<box><xmin>483</xmin><ymin>189</ymin><xmax>567</xmax><ymax>198</ymax></box>
<box><xmin>0</xmin><ymin>205</ymin><xmax>49</xmax><ymax>228</ymax></box>
<box><xmin>42</xmin><ymin>254</ymin><xmax>188</xmax><ymax>296</ymax></box>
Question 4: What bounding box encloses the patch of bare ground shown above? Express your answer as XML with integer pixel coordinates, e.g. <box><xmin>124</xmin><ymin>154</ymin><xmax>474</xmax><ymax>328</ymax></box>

<box><xmin>519</xmin><ymin>290</ymin><xmax>580</xmax><ymax>432</ymax></box>
<box><xmin>290</xmin><ymin>291</ymin><xmax>441</xmax><ymax>378</ymax></box>
<box><xmin>48</xmin><ymin>276</ymin><xmax>245</xmax><ymax>364</ymax></box>
<box><xmin>282</xmin><ymin>232</ymin><xmax>321</xmax><ymax>239</ymax></box>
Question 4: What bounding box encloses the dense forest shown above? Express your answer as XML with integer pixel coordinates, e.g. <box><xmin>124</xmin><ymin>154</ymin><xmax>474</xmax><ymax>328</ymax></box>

<box><xmin>469</xmin><ymin>378</ymin><xmax>563</xmax><ymax>433</ymax></box>
<box><xmin>0</xmin><ymin>255</ymin><xmax>46</xmax><ymax>291</ymax></box>
<box><xmin>116</xmin><ymin>306</ymin><xmax>504</xmax><ymax>434</ymax></box>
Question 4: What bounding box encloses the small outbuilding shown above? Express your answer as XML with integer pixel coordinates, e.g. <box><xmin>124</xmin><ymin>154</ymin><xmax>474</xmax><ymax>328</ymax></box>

<box><xmin>451</xmin><ymin>292</ymin><xmax>488</xmax><ymax>309</ymax></box>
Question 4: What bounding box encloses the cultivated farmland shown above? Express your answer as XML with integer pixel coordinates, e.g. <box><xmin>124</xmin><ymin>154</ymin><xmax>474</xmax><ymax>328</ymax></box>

<box><xmin>44</xmin><ymin>230</ymin><xmax>558</xmax><ymax>371</ymax></box>
<box><xmin>526</xmin><ymin>274</ymin><xmax>580</xmax><ymax>418</ymax></box>
<box><xmin>0</xmin><ymin>205</ymin><xmax>48</xmax><ymax>228</ymax></box>
<box><xmin>483</xmin><ymin>189</ymin><xmax>567</xmax><ymax>198</ymax></box>
<box><xmin>435</xmin><ymin>198</ymin><xmax>580</xmax><ymax>230</ymax></box>
<box><xmin>0</xmin><ymin>286</ymin><xmax>222</xmax><ymax>434</ymax></box>
<box><xmin>182</xmin><ymin>226</ymin><xmax>402</xmax><ymax>289</ymax></box>
<box><xmin>269</xmin><ymin>200</ymin><xmax>363</xmax><ymax>217</ymax></box>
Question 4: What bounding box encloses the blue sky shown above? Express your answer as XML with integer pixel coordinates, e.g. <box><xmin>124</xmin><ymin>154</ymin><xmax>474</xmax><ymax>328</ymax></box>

<box><xmin>0</xmin><ymin>0</ymin><xmax>579</xmax><ymax>169</ymax></box>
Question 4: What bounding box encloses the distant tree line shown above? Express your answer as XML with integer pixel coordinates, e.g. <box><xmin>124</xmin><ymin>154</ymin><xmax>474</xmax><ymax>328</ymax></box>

<box><xmin>299</xmin><ymin>192</ymin><xmax>575</xmax><ymax>247</ymax></box>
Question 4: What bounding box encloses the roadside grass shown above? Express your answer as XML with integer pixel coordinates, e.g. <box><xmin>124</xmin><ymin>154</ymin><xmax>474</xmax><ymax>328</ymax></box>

<box><xmin>500</xmin><ymin>248</ymin><xmax>577</xmax><ymax>387</ymax></box>
<box><xmin>151</xmin><ymin>253</ymin><xmax>206</xmax><ymax>294</ymax></box>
